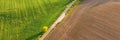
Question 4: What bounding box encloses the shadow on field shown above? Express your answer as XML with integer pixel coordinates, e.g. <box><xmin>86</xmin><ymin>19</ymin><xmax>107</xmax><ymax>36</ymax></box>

<box><xmin>26</xmin><ymin>32</ymin><xmax>44</xmax><ymax>40</ymax></box>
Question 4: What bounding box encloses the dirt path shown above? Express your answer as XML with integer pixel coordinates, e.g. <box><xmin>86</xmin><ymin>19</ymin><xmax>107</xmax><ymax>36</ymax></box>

<box><xmin>44</xmin><ymin>0</ymin><xmax>120</xmax><ymax>40</ymax></box>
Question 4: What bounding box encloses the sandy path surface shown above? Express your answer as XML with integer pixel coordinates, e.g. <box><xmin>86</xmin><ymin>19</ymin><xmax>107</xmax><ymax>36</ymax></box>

<box><xmin>45</xmin><ymin>0</ymin><xmax>120</xmax><ymax>40</ymax></box>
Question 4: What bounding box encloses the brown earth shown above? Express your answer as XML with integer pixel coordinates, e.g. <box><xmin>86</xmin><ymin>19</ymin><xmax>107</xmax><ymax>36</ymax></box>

<box><xmin>44</xmin><ymin>0</ymin><xmax>120</xmax><ymax>40</ymax></box>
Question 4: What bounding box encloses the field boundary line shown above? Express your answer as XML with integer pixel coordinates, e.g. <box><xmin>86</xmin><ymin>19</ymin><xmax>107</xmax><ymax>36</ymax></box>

<box><xmin>40</xmin><ymin>0</ymin><xmax>77</xmax><ymax>40</ymax></box>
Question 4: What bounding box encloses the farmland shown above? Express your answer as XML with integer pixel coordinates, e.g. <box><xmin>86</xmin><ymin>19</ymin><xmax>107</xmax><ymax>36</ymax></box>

<box><xmin>44</xmin><ymin>0</ymin><xmax>120</xmax><ymax>40</ymax></box>
<box><xmin>0</xmin><ymin>0</ymin><xmax>71</xmax><ymax>40</ymax></box>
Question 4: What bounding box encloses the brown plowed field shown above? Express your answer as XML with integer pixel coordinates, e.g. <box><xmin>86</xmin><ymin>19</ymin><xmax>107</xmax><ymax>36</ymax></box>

<box><xmin>44</xmin><ymin>0</ymin><xmax>120</xmax><ymax>40</ymax></box>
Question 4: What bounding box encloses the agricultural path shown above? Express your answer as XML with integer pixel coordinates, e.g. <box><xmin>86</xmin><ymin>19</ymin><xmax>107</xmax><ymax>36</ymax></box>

<box><xmin>44</xmin><ymin>0</ymin><xmax>120</xmax><ymax>40</ymax></box>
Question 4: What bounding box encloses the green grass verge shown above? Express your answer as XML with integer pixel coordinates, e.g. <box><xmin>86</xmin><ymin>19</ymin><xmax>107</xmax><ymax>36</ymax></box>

<box><xmin>0</xmin><ymin>0</ymin><xmax>71</xmax><ymax>40</ymax></box>
<box><xmin>67</xmin><ymin>0</ymin><xmax>82</xmax><ymax>15</ymax></box>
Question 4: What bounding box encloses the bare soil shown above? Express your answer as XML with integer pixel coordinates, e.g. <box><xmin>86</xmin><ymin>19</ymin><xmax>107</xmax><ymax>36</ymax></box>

<box><xmin>45</xmin><ymin>0</ymin><xmax>120</xmax><ymax>40</ymax></box>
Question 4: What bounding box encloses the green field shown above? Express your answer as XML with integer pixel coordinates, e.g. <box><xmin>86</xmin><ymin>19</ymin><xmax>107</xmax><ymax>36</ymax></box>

<box><xmin>0</xmin><ymin>0</ymin><xmax>71</xmax><ymax>40</ymax></box>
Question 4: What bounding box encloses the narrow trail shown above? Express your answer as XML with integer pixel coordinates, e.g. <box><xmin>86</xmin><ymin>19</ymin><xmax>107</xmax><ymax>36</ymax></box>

<box><xmin>44</xmin><ymin>0</ymin><xmax>120</xmax><ymax>40</ymax></box>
